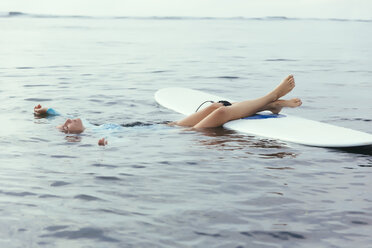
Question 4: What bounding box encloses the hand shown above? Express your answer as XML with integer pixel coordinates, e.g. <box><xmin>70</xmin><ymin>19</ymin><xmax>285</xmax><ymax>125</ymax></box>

<box><xmin>98</xmin><ymin>138</ymin><xmax>108</xmax><ymax>146</ymax></box>
<box><xmin>34</xmin><ymin>104</ymin><xmax>48</xmax><ymax>115</ymax></box>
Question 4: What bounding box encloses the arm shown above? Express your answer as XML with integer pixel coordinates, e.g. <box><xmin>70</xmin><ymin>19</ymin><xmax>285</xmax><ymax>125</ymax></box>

<box><xmin>34</xmin><ymin>104</ymin><xmax>60</xmax><ymax>116</ymax></box>
<box><xmin>98</xmin><ymin>138</ymin><xmax>108</xmax><ymax>146</ymax></box>
<box><xmin>34</xmin><ymin>104</ymin><xmax>48</xmax><ymax>115</ymax></box>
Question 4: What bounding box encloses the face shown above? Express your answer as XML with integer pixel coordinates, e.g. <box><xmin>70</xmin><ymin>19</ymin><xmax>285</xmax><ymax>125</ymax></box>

<box><xmin>58</xmin><ymin>118</ymin><xmax>85</xmax><ymax>134</ymax></box>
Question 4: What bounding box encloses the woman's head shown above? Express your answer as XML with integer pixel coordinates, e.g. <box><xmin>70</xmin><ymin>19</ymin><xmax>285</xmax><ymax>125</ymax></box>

<box><xmin>58</xmin><ymin>118</ymin><xmax>85</xmax><ymax>134</ymax></box>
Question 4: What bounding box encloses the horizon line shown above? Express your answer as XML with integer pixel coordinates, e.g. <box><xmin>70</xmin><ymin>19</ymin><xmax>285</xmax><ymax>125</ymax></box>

<box><xmin>1</xmin><ymin>11</ymin><xmax>372</xmax><ymax>23</ymax></box>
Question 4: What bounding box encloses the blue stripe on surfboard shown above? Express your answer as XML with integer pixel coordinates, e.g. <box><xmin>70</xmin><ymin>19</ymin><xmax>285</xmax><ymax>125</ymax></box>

<box><xmin>243</xmin><ymin>114</ymin><xmax>286</xmax><ymax>120</ymax></box>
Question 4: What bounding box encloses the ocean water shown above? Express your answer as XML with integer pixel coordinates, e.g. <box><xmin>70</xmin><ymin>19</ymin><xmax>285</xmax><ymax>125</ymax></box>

<box><xmin>0</xmin><ymin>12</ymin><xmax>372</xmax><ymax>247</ymax></box>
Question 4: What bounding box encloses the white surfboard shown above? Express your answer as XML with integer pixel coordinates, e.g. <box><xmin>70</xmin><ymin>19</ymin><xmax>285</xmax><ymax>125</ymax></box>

<box><xmin>155</xmin><ymin>87</ymin><xmax>372</xmax><ymax>148</ymax></box>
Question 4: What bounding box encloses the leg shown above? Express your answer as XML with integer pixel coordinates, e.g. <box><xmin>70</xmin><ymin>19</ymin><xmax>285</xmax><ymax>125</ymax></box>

<box><xmin>258</xmin><ymin>98</ymin><xmax>302</xmax><ymax>114</ymax></box>
<box><xmin>175</xmin><ymin>102</ymin><xmax>223</xmax><ymax>127</ymax></box>
<box><xmin>193</xmin><ymin>75</ymin><xmax>295</xmax><ymax>128</ymax></box>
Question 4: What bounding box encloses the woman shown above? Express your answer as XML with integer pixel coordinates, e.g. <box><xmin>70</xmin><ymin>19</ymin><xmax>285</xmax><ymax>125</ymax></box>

<box><xmin>34</xmin><ymin>75</ymin><xmax>301</xmax><ymax>145</ymax></box>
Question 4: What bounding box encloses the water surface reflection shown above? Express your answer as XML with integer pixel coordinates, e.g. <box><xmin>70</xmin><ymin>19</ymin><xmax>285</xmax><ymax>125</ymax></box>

<box><xmin>195</xmin><ymin>127</ymin><xmax>299</xmax><ymax>159</ymax></box>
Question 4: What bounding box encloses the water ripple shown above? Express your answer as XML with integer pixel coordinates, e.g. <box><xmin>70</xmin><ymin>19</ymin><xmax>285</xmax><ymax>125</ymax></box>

<box><xmin>24</xmin><ymin>98</ymin><xmax>52</xmax><ymax>102</ymax></box>
<box><xmin>91</xmin><ymin>163</ymin><xmax>118</xmax><ymax>168</ymax></box>
<box><xmin>74</xmin><ymin>194</ymin><xmax>103</xmax><ymax>201</ymax></box>
<box><xmin>45</xmin><ymin>225</ymin><xmax>69</xmax><ymax>231</ymax></box>
<box><xmin>95</xmin><ymin>176</ymin><xmax>121</xmax><ymax>181</ymax></box>
<box><xmin>194</xmin><ymin>231</ymin><xmax>222</xmax><ymax>237</ymax></box>
<box><xmin>217</xmin><ymin>76</ymin><xmax>240</xmax><ymax>79</ymax></box>
<box><xmin>265</xmin><ymin>58</ymin><xmax>298</xmax><ymax>62</ymax></box>
<box><xmin>50</xmin><ymin>181</ymin><xmax>70</xmax><ymax>187</ymax></box>
<box><xmin>0</xmin><ymin>191</ymin><xmax>37</xmax><ymax>197</ymax></box>
<box><xmin>41</xmin><ymin>227</ymin><xmax>119</xmax><ymax>242</ymax></box>
<box><xmin>241</xmin><ymin>231</ymin><xmax>305</xmax><ymax>240</ymax></box>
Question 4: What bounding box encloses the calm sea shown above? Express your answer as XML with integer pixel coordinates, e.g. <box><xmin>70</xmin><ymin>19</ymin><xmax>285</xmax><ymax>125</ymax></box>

<box><xmin>0</xmin><ymin>12</ymin><xmax>372</xmax><ymax>248</ymax></box>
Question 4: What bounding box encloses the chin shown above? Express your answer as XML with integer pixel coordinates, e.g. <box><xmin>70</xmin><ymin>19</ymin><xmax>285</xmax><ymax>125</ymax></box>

<box><xmin>70</xmin><ymin>130</ymin><xmax>84</xmax><ymax>134</ymax></box>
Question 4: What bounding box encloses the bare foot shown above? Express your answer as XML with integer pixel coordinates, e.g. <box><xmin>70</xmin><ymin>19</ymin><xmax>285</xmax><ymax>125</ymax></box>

<box><xmin>98</xmin><ymin>138</ymin><xmax>108</xmax><ymax>146</ymax></box>
<box><xmin>270</xmin><ymin>75</ymin><xmax>295</xmax><ymax>101</ymax></box>
<box><xmin>269</xmin><ymin>98</ymin><xmax>302</xmax><ymax>114</ymax></box>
